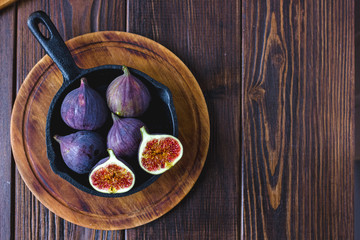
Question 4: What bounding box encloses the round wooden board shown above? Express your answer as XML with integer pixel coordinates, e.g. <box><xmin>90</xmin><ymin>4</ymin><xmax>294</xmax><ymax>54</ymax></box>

<box><xmin>10</xmin><ymin>31</ymin><xmax>210</xmax><ymax>230</ymax></box>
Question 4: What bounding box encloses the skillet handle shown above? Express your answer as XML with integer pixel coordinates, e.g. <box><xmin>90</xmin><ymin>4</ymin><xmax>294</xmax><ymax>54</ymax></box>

<box><xmin>27</xmin><ymin>11</ymin><xmax>81</xmax><ymax>83</ymax></box>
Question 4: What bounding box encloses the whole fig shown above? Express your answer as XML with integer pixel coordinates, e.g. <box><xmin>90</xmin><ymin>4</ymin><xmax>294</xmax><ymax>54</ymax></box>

<box><xmin>89</xmin><ymin>149</ymin><xmax>135</xmax><ymax>194</ymax></box>
<box><xmin>61</xmin><ymin>77</ymin><xmax>108</xmax><ymax>130</ymax></box>
<box><xmin>54</xmin><ymin>131</ymin><xmax>106</xmax><ymax>174</ymax></box>
<box><xmin>106</xmin><ymin>66</ymin><xmax>151</xmax><ymax>117</ymax></box>
<box><xmin>107</xmin><ymin>113</ymin><xmax>145</xmax><ymax>158</ymax></box>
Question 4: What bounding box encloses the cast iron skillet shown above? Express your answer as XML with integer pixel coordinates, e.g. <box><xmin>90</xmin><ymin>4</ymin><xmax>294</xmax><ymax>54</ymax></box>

<box><xmin>27</xmin><ymin>11</ymin><xmax>178</xmax><ymax>198</ymax></box>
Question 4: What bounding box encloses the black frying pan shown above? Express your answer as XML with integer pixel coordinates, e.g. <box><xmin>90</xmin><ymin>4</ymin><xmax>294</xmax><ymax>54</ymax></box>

<box><xmin>27</xmin><ymin>11</ymin><xmax>178</xmax><ymax>197</ymax></box>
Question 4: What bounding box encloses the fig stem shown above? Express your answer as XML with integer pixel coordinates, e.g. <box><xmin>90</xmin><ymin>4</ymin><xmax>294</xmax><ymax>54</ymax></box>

<box><xmin>111</xmin><ymin>112</ymin><xmax>119</xmax><ymax>122</ymax></box>
<box><xmin>53</xmin><ymin>135</ymin><xmax>61</xmax><ymax>143</ymax></box>
<box><xmin>107</xmin><ymin>149</ymin><xmax>117</xmax><ymax>159</ymax></box>
<box><xmin>140</xmin><ymin>126</ymin><xmax>148</xmax><ymax>138</ymax></box>
<box><xmin>122</xmin><ymin>66</ymin><xmax>130</xmax><ymax>76</ymax></box>
<box><xmin>80</xmin><ymin>77</ymin><xmax>88</xmax><ymax>87</ymax></box>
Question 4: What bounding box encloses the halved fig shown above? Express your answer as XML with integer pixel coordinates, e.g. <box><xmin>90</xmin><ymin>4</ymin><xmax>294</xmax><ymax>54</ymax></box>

<box><xmin>89</xmin><ymin>149</ymin><xmax>135</xmax><ymax>193</ymax></box>
<box><xmin>138</xmin><ymin>126</ymin><xmax>183</xmax><ymax>175</ymax></box>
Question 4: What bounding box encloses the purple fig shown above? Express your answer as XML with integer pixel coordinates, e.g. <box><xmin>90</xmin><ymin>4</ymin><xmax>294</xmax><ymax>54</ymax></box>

<box><xmin>54</xmin><ymin>131</ymin><xmax>106</xmax><ymax>174</ymax></box>
<box><xmin>107</xmin><ymin>113</ymin><xmax>145</xmax><ymax>158</ymax></box>
<box><xmin>106</xmin><ymin>66</ymin><xmax>151</xmax><ymax>117</ymax></box>
<box><xmin>61</xmin><ymin>77</ymin><xmax>108</xmax><ymax>130</ymax></box>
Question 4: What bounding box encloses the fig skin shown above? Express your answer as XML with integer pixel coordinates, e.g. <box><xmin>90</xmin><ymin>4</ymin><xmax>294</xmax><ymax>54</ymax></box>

<box><xmin>54</xmin><ymin>131</ymin><xmax>106</xmax><ymax>174</ymax></box>
<box><xmin>106</xmin><ymin>66</ymin><xmax>151</xmax><ymax>117</ymax></box>
<box><xmin>61</xmin><ymin>77</ymin><xmax>108</xmax><ymax>130</ymax></box>
<box><xmin>138</xmin><ymin>126</ymin><xmax>183</xmax><ymax>175</ymax></box>
<box><xmin>107</xmin><ymin>113</ymin><xmax>146</xmax><ymax>158</ymax></box>
<box><xmin>89</xmin><ymin>149</ymin><xmax>135</xmax><ymax>194</ymax></box>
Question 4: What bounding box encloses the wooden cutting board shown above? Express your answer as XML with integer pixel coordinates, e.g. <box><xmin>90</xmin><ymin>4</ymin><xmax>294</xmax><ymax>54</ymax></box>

<box><xmin>0</xmin><ymin>0</ymin><xmax>16</xmax><ymax>10</ymax></box>
<box><xmin>10</xmin><ymin>31</ymin><xmax>210</xmax><ymax>230</ymax></box>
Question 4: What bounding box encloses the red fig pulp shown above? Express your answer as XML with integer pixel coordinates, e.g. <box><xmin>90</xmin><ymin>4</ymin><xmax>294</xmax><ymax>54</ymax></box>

<box><xmin>54</xmin><ymin>131</ymin><xmax>106</xmax><ymax>174</ymax></box>
<box><xmin>61</xmin><ymin>77</ymin><xmax>108</xmax><ymax>130</ymax></box>
<box><xmin>89</xmin><ymin>149</ymin><xmax>135</xmax><ymax>193</ymax></box>
<box><xmin>106</xmin><ymin>66</ymin><xmax>151</xmax><ymax>117</ymax></box>
<box><xmin>138</xmin><ymin>127</ymin><xmax>183</xmax><ymax>175</ymax></box>
<box><xmin>107</xmin><ymin>113</ymin><xmax>145</xmax><ymax>158</ymax></box>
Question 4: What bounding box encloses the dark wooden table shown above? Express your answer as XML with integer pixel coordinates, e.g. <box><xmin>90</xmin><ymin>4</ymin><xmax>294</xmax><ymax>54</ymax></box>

<box><xmin>1</xmin><ymin>0</ymin><xmax>354</xmax><ymax>239</ymax></box>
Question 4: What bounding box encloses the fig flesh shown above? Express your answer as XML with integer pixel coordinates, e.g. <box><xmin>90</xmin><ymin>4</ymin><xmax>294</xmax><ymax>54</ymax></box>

<box><xmin>107</xmin><ymin>113</ymin><xmax>145</xmax><ymax>158</ymax></box>
<box><xmin>106</xmin><ymin>66</ymin><xmax>151</xmax><ymax>117</ymax></box>
<box><xmin>89</xmin><ymin>149</ymin><xmax>135</xmax><ymax>193</ymax></box>
<box><xmin>61</xmin><ymin>77</ymin><xmax>108</xmax><ymax>130</ymax></box>
<box><xmin>54</xmin><ymin>131</ymin><xmax>106</xmax><ymax>174</ymax></box>
<box><xmin>138</xmin><ymin>127</ymin><xmax>183</xmax><ymax>175</ymax></box>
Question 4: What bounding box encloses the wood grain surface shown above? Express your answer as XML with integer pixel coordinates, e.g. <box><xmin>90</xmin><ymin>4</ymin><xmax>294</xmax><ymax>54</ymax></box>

<box><xmin>242</xmin><ymin>0</ymin><xmax>354</xmax><ymax>239</ymax></box>
<box><xmin>355</xmin><ymin>0</ymin><xmax>360</xmax><ymax>161</ymax></box>
<box><xmin>3</xmin><ymin>0</ymin><xmax>354</xmax><ymax>239</ymax></box>
<box><xmin>0</xmin><ymin>6</ymin><xmax>15</xmax><ymax>240</ymax></box>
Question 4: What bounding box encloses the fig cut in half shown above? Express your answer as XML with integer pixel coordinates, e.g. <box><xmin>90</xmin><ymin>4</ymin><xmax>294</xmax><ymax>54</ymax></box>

<box><xmin>89</xmin><ymin>149</ymin><xmax>135</xmax><ymax>194</ymax></box>
<box><xmin>138</xmin><ymin>126</ymin><xmax>183</xmax><ymax>175</ymax></box>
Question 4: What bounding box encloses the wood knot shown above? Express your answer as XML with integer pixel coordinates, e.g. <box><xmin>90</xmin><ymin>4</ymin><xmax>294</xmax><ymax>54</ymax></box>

<box><xmin>248</xmin><ymin>86</ymin><xmax>265</xmax><ymax>102</ymax></box>
<box><xmin>270</xmin><ymin>52</ymin><xmax>285</xmax><ymax>66</ymax></box>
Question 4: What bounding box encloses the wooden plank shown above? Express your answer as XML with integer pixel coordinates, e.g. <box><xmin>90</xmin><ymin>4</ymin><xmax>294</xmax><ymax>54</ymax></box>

<box><xmin>0</xmin><ymin>5</ymin><xmax>15</xmax><ymax>240</ymax></box>
<box><xmin>355</xmin><ymin>0</ymin><xmax>360</xmax><ymax>160</ymax></box>
<box><xmin>242</xmin><ymin>0</ymin><xmax>353</xmax><ymax>238</ymax></box>
<box><xmin>355</xmin><ymin>161</ymin><xmax>360</xmax><ymax>239</ymax></box>
<box><xmin>127</xmin><ymin>0</ymin><xmax>240</xmax><ymax>239</ymax></box>
<box><xmin>14</xmin><ymin>0</ymin><xmax>126</xmax><ymax>238</ymax></box>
